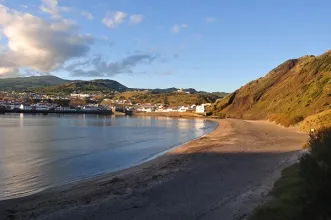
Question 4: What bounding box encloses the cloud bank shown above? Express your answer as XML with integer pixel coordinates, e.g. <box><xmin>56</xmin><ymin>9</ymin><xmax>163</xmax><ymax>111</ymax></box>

<box><xmin>65</xmin><ymin>53</ymin><xmax>158</xmax><ymax>77</ymax></box>
<box><xmin>0</xmin><ymin>4</ymin><xmax>94</xmax><ymax>77</ymax></box>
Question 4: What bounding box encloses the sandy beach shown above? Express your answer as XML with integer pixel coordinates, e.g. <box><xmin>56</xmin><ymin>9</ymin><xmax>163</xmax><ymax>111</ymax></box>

<box><xmin>0</xmin><ymin>119</ymin><xmax>308</xmax><ymax>220</ymax></box>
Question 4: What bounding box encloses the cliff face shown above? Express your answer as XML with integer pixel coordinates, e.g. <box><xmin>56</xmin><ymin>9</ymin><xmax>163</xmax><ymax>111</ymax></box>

<box><xmin>212</xmin><ymin>51</ymin><xmax>331</xmax><ymax>126</ymax></box>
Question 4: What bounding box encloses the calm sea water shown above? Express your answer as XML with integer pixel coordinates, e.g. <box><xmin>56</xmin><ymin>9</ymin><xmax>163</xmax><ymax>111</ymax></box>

<box><xmin>0</xmin><ymin>114</ymin><xmax>217</xmax><ymax>200</ymax></box>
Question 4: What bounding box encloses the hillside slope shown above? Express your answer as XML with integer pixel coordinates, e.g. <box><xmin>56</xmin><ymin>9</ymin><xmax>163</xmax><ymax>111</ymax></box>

<box><xmin>0</xmin><ymin>75</ymin><xmax>71</xmax><ymax>91</ymax></box>
<box><xmin>38</xmin><ymin>79</ymin><xmax>128</xmax><ymax>94</ymax></box>
<box><xmin>212</xmin><ymin>51</ymin><xmax>331</xmax><ymax>126</ymax></box>
<box><xmin>112</xmin><ymin>91</ymin><xmax>225</xmax><ymax>106</ymax></box>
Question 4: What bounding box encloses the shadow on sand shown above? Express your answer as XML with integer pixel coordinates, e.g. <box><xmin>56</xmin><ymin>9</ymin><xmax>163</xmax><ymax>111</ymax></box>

<box><xmin>0</xmin><ymin>150</ymin><xmax>301</xmax><ymax>220</ymax></box>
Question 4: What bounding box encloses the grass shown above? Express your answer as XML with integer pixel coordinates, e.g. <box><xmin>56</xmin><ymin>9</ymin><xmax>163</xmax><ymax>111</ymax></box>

<box><xmin>250</xmin><ymin>127</ymin><xmax>331</xmax><ymax>220</ymax></box>
<box><xmin>298</xmin><ymin>109</ymin><xmax>331</xmax><ymax>132</ymax></box>
<box><xmin>249</xmin><ymin>164</ymin><xmax>305</xmax><ymax>220</ymax></box>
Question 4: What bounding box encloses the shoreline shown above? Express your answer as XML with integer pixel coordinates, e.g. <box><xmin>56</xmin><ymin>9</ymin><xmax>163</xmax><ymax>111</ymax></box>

<box><xmin>133</xmin><ymin>111</ymin><xmax>205</xmax><ymax>118</ymax></box>
<box><xmin>0</xmin><ymin>115</ymin><xmax>218</xmax><ymax>202</ymax></box>
<box><xmin>0</xmin><ymin>119</ymin><xmax>308</xmax><ymax>220</ymax></box>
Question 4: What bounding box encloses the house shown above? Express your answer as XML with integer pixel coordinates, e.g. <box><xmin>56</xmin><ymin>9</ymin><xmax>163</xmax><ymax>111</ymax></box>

<box><xmin>136</xmin><ymin>104</ymin><xmax>156</xmax><ymax>112</ymax></box>
<box><xmin>34</xmin><ymin>104</ymin><xmax>50</xmax><ymax>111</ymax></box>
<box><xmin>55</xmin><ymin>106</ymin><xmax>71</xmax><ymax>111</ymax></box>
<box><xmin>70</xmin><ymin>93</ymin><xmax>91</xmax><ymax>99</ymax></box>
<box><xmin>7</xmin><ymin>103</ymin><xmax>21</xmax><ymax>110</ymax></box>
<box><xmin>195</xmin><ymin>104</ymin><xmax>206</xmax><ymax>113</ymax></box>
<box><xmin>178</xmin><ymin>106</ymin><xmax>190</xmax><ymax>112</ymax></box>
<box><xmin>83</xmin><ymin>104</ymin><xmax>100</xmax><ymax>111</ymax></box>
<box><xmin>166</xmin><ymin>107</ymin><xmax>178</xmax><ymax>112</ymax></box>
<box><xmin>19</xmin><ymin>104</ymin><xmax>33</xmax><ymax>110</ymax></box>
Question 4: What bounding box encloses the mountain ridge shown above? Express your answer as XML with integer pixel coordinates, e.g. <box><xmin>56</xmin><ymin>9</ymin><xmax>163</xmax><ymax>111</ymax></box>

<box><xmin>0</xmin><ymin>75</ymin><xmax>223</xmax><ymax>94</ymax></box>
<box><xmin>212</xmin><ymin>51</ymin><xmax>331</xmax><ymax>127</ymax></box>
<box><xmin>0</xmin><ymin>75</ymin><xmax>71</xmax><ymax>91</ymax></box>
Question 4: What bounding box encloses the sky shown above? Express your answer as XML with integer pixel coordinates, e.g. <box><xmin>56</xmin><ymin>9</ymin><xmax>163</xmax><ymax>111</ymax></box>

<box><xmin>0</xmin><ymin>0</ymin><xmax>330</xmax><ymax>92</ymax></box>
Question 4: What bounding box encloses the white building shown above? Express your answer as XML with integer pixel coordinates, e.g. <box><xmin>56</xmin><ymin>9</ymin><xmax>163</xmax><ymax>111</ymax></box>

<box><xmin>55</xmin><ymin>106</ymin><xmax>71</xmax><ymax>111</ymax></box>
<box><xmin>19</xmin><ymin>104</ymin><xmax>33</xmax><ymax>110</ymax></box>
<box><xmin>137</xmin><ymin>104</ymin><xmax>156</xmax><ymax>112</ymax></box>
<box><xmin>83</xmin><ymin>104</ymin><xmax>100</xmax><ymax>111</ymax></box>
<box><xmin>195</xmin><ymin>104</ymin><xmax>206</xmax><ymax>113</ymax></box>
<box><xmin>178</xmin><ymin>106</ymin><xmax>190</xmax><ymax>112</ymax></box>
<box><xmin>166</xmin><ymin>107</ymin><xmax>178</xmax><ymax>112</ymax></box>
<box><xmin>70</xmin><ymin>93</ymin><xmax>91</xmax><ymax>98</ymax></box>
<box><xmin>34</xmin><ymin>104</ymin><xmax>50</xmax><ymax>111</ymax></box>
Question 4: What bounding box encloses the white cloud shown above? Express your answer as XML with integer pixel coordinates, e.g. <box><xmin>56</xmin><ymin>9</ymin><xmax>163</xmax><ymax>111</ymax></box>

<box><xmin>102</xmin><ymin>11</ymin><xmax>126</xmax><ymax>28</ymax></box>
<box><xmin>66</xmin><ymin>53</ymin><xmax>158</xmax><ymax>77</ymax></box>
<box><xmin>81</xmin><ymin>11</ymin><xmax>94</xmax><ymax>20</ymax></box>
<box><xmin>171</xmin><ymin>24</ymin><xmax>188</xmax><ymax>33</ymax></box>
<box><xmin>130</xmin><ymin>14</ymin><xmax>143</xmax><ymax>24</ymax></box>
<box><xmin>39</xmin><ymin>0</ymin><xmax>69</xmax><ymax>18</ymax></box>
<box><xmin>50</xmin><ymin>19</ymin><xmax>78</xmax><ymax>31</ymax></box>
<box><xmin>205</xmin><ymin>17</ymin><xmax>216</xmax><ymax>23</ymax></box>
<box><xmin>0</xmin><ymin>67</ymin><xmax>19</xmax><ymax>78</ymax></box>
<box><xmin>171</xmin><ymin>25</ymin><xmax>180</xmax><ymax>33</ymax></box>
<box><xmin>0</xmin><ymin>4</ymin><xmax>94</xmax><ymax>77</ymax></box>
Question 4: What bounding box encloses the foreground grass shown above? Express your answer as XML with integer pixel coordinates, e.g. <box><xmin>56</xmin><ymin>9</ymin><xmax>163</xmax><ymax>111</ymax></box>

<box><xmin>250</xmin><ymin>127</ymin><xmax>331</xmax><ymax>220</ymax></box>
<box><xmin>249</xmin><ymin>164</ymin><xmax>305</xmax><ymax>220</ymax></box>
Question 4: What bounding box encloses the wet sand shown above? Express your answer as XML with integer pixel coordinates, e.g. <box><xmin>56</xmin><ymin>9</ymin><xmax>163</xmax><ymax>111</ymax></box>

<box><xmin>0</xmin><ymin>119</ymin><xmax>308</xmax><ymax>220</ymax></box>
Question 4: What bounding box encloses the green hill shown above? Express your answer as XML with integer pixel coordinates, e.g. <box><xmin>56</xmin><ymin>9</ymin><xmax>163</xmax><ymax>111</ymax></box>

<box><xmin>0</xmin><ymin>75</ymin><xmax>71</xmax><ymax>91</ymax></box>
<box><xmin>212</xmin><ymin>51</ymin><xmax>331</xmax><ymax>127</ymax></box>
<box><xmin>0</xmin><ymin>75</ymin><xmax>227</xmax><ymax>96</ymax></box>
<box><xmin>38</xmin><ymin>79</ymin><xmax>128</xmax><ymax>94</ymax></box>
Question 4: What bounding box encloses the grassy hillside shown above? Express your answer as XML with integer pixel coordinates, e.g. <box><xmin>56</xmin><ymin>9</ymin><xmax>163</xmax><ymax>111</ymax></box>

<box><xmin>298</xmin><ymin>109</ymin><xmax>331</xmax><ymax>132</ymax></box>
<box><xmin>212</xmin><ymin>51</ymin><xmax>331</xmax><ymax>126</ymax></box>
<box><xmin>38</xmin><ymin>79</ymin><xmax>128</xmax><ymax>94</ymax></box>
<box><xmin>0</xmin><ymin>75</ymin><xmax>70</xmax><ymax>91</ymax></box>
<box><xmin>113</xmin><ymin>91</ymin><xmax>224</xmax><ymax>106</ymax></box>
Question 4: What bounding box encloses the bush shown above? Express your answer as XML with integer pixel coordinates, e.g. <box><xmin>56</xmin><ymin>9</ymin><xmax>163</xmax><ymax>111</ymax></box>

<box><xmin>250</xmin><ymin>127</ymin><xmax>331</xmax><ymax>220</ymax></box>
<box><xmin>299</xmin><ymin>127</ymin><xmax>331</xmax><ymax>220</ymax></box>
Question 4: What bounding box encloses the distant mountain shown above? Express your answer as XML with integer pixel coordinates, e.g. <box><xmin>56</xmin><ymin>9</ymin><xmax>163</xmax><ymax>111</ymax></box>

<box><xmin>212</xmin><ymin>51</ymin><xmax>331</xmax><ymax>127</ymax></box>
<box><xmin>38</xmin><ymin>79</ymin><xmax>128</xmax><ymax>94</ymax></box>
<box><xmin>0</xmin><ymin>75</ymin><xmax>227</xmax><ymax>95</ymax></box>
<box><xmin>0</xmin><ymin>75</ymin><xmax>71</xmax><ymax>91</ymax></box>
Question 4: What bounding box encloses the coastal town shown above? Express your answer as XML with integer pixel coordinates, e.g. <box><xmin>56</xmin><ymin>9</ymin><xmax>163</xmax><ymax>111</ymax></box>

<box><xmin>0</xmin><ymin>91</ymin><xmax>210</xmax><ymax>114</ymax></box>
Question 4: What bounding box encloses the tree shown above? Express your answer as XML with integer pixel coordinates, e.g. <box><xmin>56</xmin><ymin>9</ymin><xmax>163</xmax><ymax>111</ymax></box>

<box><xmin>164</xmin><ymin>96</ymin><xmax>169</xmax><ymax>107</ymax></box>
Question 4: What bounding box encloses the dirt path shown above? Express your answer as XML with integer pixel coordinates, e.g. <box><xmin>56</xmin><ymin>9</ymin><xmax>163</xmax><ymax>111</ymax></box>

<box><xmin>0</xmin><ymin>119</ymin><xmax>308</xmax><ymax>220</ymax></box>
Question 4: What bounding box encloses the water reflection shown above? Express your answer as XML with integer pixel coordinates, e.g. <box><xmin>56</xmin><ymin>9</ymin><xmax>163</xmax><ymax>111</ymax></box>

<box><xmin>20</xmin><ymin>113</ymin><xmax>24</xmax><ymax>128</ymax></box>
<box><xmin>0</xmin><ymin>114</ymin><xmax>217</xmax><ymax>200</ymax></box>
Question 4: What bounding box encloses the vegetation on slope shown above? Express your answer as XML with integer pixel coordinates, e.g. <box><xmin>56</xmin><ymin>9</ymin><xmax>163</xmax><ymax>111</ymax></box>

<box><xmin>0</xmin><ymin>75</ymin><xmax>70</xmax><ymax>91</ymax></box>
<box><xmin>250</xmin><ymin>127</ymin><xmax>331</xmax><ymax>220</ymax></box>
<box><xmin>112</xmin><ymin>91</ymin><xmax>225</xmax><ymax>106</ymax></box>
<box><xmin>298</xmin><ymin>109</ymin><xmax>331</xmax><ymax>132</ymax></box>
<box><xmin>212</xmin><ymin>51</ymin><xmax>331</xmax><ymax>127</ymax></box>
<box><xmin>37</xmin><ymin>79</ymin><xmax>128</xmax><ymax>94</ymax></box>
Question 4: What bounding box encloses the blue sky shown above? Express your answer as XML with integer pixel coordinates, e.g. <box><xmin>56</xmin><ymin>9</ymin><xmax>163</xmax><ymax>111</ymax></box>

<box><xmin>0</xmin><ymin>0</ymin><xmax>330</xmax><ymax>92</ymax></box>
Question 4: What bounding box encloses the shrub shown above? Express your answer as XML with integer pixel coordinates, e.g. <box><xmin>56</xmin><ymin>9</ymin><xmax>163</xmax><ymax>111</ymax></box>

<box><xmin>249</xmin><ymin>127</ymin><xmax>331</xmax><ymax>220</ymax></box>
<box><xmin>299</xmin><ymin>127</ymin><xmax>331</xmax><ymax>220</ymax></box>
